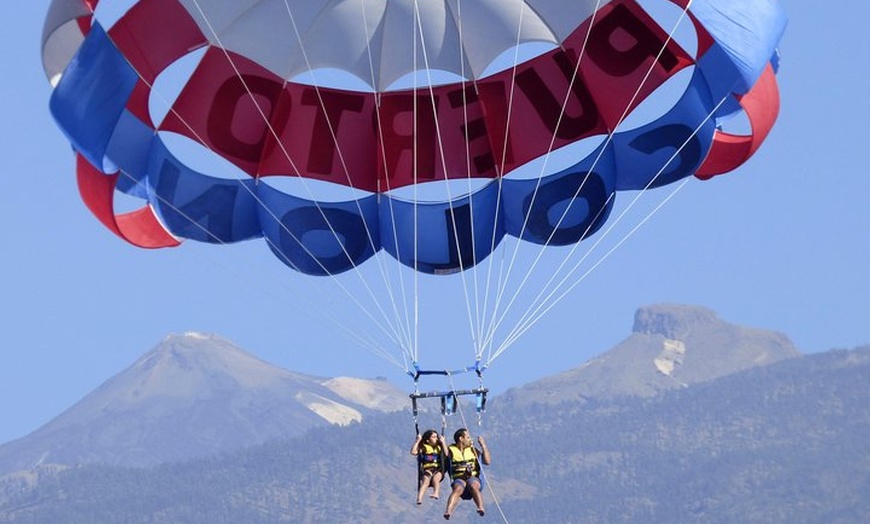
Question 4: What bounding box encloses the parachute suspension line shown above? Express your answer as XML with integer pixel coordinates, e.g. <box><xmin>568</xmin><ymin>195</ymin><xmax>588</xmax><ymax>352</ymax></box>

<box><xmin>493</xmin><ymin>189</ymin><xmax>685</xmax><ymax>357</ymax></box>
<box><xmin>357</xmin><ymin>0</ymin><xmax>418</xmax><ymax>367</ymax></box>
<box><xmin>490</xmin><ymin>88</ymin><xmax>734</xmax><ymax>363</ymax></box>
<box><xmin>105</xmin><ymin>154</ymin><xmax>410</xmax><ymax>368</ymax></box>
<box><xmin>281</xmin><ymin>0</ymin><xmax>414</xmax><ymax>333</ymax></box>
<box><xmin>475</xmin><ymin>0</ymin><xmax>539</xmax><ymax>368</ymax></box>
<box><xmin>484</xmin><ymin>1</ymin><xmax>697</xmax><ymax>363</ymax></box>
<box><xmin>175</xmin><ymin>0</ymin><xmax>418</xmax><ymax>368</ymax></box>
<box><xmin>489</xmin><ymin>0</ymin><xmax>696</xmax><ymax>360</ymax></box>
<box><xmin>412</xmin><ymin>2</ymin><xmax>422</xmax><ymax>365</ymax></box>
<box><xmin>96</xmin><ymin>61</ymin><xmax>412</xmax><ymax>372</ymax></box>
<box><xmin>278</xmin><ymin>0</ymin><xmax>418</xmax><ymax>361</ymax></box>
<box><xmin>454</xmin><ymin>0</ymin><xmax>488</xmax><ymax>361</ymax></box>
<box><xmin>410</xmin><ymin>0</ymin><xmax>482</xmax><ymax>366</ymax></box>
<box><xmin>89</xmin><ymin>3</ymin><xmax>414</xmax><ymax>371</ymax></box>
<box><xmin>480</xmin><ymin>0</ymin><xmax>605</xmax><ymax>366</ymax></box>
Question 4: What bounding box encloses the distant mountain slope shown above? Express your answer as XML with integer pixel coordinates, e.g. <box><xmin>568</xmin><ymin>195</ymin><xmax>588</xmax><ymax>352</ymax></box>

<box><xmin>0</xmin><ymin>305</ymin><xmax>801</xmax><ymax>477</ymax></box>
<box><xmin>504</xmin><ymin>304</ymin><xmax>800</xmax><ymax>405</ymax></box>
<box><xmin>1</xmin><ymin>346</ymin><xmax>867</xmax><ymax>524</ymax></box>
<box><xmin>0</xmin><ymin>333</ymin><xmax>406</xmax><ymax>474</ymax></box>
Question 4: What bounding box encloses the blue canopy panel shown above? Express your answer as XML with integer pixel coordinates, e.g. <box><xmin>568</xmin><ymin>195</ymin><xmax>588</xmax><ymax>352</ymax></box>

<box><xmin>380</xmin><ymin>183</ymin><xmax>504</xmax><ymax>275</ymax></box>
<box><xmin>501</xmin><ymin>144</ymin><xmax>617</xmax><ymax>246</ymax></box>
<box><xmin>106</xmin><ymin>110</ymin><xmax>154</xmax><ymax>199</ymax></box>
<box><xmin>612</xmin><ymin>68</ymin><xmax>717</xmax><ymax>191</ymax></box>
<box><xmin>257</xmin><ymin>184</ymin><xmax>380</xmax><ymax>276</ymax></box>
<box><xmin>49</xmin><ymin>23</ymin><xmax>139</xmax><ymax>174</ymax></box>
<box><xmin>146</xmin><ymin>138</ymin><xmax>263</xmax><ymax>244</ymax></box>
<box><xmin>690</xmin><ymin>0</ymin><xmax>787</xmax><ymax>97</ymax></box>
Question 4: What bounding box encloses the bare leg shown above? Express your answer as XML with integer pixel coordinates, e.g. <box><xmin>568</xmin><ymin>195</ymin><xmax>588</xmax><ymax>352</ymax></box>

<box><xmin>468</xmin><ymin>480</ymin><xmax>485</xmax><ymax>515</ymax></box>
<box><xmin>430</xmin><ymin>471</ymin><xmax>443</xmax><ymax>499</ymax></box>
<box><xmin>417</xmin><ymin>472</ymin><xmax>432</xmax><ymax>504</ymax></box>
<box><xmin>444</xmin><ymin>482</ymin><xmax>464</xmax><ymax>519</ymax></box>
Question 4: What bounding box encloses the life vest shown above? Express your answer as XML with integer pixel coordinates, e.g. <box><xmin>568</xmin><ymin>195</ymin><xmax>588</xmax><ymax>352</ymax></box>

<box><xmin>419</xmin><ymin>443</ymin><xmax>442</xmax><ymax>471</ymax></box>
<box><xmin>447</xmin><ymin>445</ymin><xmax>479</xmax><ymax>480</ymax></box>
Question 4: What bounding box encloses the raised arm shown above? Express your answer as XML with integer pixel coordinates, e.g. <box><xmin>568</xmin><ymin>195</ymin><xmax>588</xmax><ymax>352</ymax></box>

<box><xmin>439</xmin><ymin>434</ymin><xmax>450</xmax><ymax>455</ymax></box>
<box><xmin>477</xmin><ymin>436</ymin><xmax>491</xmax><ymax>465</ymax></box>
<box><xmin>410</xmin><ymin>434</ymin><xmax>422</xmax><ymax>455</ymax></box>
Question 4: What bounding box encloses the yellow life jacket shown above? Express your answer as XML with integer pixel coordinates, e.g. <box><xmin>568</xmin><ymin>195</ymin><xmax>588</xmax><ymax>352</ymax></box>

<box><xmin>447</xmin><ymin>445</ymin><xmax>479</xmax><ymax>480</ymax></box>
<box><xmin>419</xmin><ymin>443</ymin><xmax>441</xmax><ymax>471</ymax></box>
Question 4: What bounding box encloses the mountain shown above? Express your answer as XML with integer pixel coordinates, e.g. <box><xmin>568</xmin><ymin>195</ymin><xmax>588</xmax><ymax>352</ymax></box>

<box><xmin>503</xmin><ymin>304</ymin><xmax>800</xmax><ymax>405</ymax></box>
<box><xmin>0</xmin><ymin>345</ymin><xmax>867</xmax><ymax>523</ymax></box>
<box><xmin>0</xmin><ymin>304</ymin><xmax>800</xmax><ymax>477</ymax></box>
<box><xmin>0</xmin><ymin>332</ymin><xmax>406</xmax><ymax>474</ymax></box>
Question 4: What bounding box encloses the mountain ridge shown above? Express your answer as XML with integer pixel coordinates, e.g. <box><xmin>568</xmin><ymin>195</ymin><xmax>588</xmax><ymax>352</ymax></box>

<box><xmin>0</xmin><ymin>304</ymin><xmax>806</xmax><ymax>478</ymax></box>
<box><xmin>503</xmin><ymin>303</ymin><xmax>800</xmax><ymax>405</ymax></box>
<box><xmin>0</xmin><ymin>344</ymin><xmax>866</xmax><ymax>523</ymax></box>
<box><xmin>0</xmin><ymin>332</ymin><xmax>405</xmax><ymax>474</ymax></box>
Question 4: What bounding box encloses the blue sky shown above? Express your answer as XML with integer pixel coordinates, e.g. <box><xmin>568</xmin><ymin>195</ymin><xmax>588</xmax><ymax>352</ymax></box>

<box><xmin>2</xmin><ymin>2</ymin><xmax>869</xmax><ymax>444</ymax></box>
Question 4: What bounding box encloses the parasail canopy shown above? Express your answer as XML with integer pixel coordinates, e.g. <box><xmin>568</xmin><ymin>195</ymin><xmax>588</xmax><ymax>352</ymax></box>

<box><xmin>42</xmin><ymin>0</ymin><xmax>787</xmax><ymax>372</ymax></box>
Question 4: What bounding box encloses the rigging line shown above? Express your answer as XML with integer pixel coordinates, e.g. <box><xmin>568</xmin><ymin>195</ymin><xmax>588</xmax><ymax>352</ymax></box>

<box><xmin>495</xmin><ymin>178</ymin><xmax>689</xmax><ymax>358</ymax></box>
<box><xmin>190</xmin><ymin>0</ymin><xmax>414</xmax><ymax>356</ymax></box>
<box><xmin>491</xmin><ymin>89</ymin><xmax>731</xmax><ymax>362</ymax></box>
<box><xmin>194</xmin><ymin>0</ymin><xmax>415</xmax><ymax>356</ymax></box>
<box><xmin>357</xmin><ymin>0</ymin><xmax>417</xmax><ymax>363</ymax></box>
<box><xmin>86</xmin><ymin>26</ymin><xmax>413</xmax><ymax>370</ymax></box>
<box><xmin>163</xmin><ymin>1</ymin><xmax>416</xmax><ymax>364</ymax></box>
<box><xmin>446</xmin><ymin>0</ymin><xmax>486</xmax><ymax>357</ymax></box>
<box><xmin>479</xmin><ymin>0</ymin><xmax>601</xmax><ymax>365</ymax></box>
<box><xmin>477</xmin><ymin>0</ymin><xmax>536</xmax><ymax>366</ymax></box>
<box><xmin>280</xmin><ymin>0</ymin><xmax>416</xmax><ymax>353</ymax></box>
<box><xmin>492</xmin><ymin>3</ymin><xmax>700</xmax><ymax>357</ymax></box>
<box><xmin>260</xmin><ymin>236</ymin><xmax>410</xmax><ymax>368</ymax></box>
<box><xmin>482</xmin><ymin>1</ymin><xmax>693</xmax><ymax>363</ymax></box>
<box><xmin>412</xmin><ymin>0</ymin><xmax>421</xmax><ymax>364</ymax></box>
<box><xmin>478</xmin><ymin>191</ymin><xmax>615</xmax><ymax>356</ymax></box>
<box><xmin>498</xmin><ymin>82</ymin><xmax>729</xmax><ymax>351</ymax></box>
<box><xmin>88</xmin><ymin>6</ymin><xmax>410</xmax><ymax>372</ymax></box>
<box><xmin>481</xmin><ymin>0</ymin><xmax>602</xmax><ymax>349</ymax></box>
<box><xmin>411</xmin><ymin>0</ymin><xmax>482</xmax><ymax>362</ymax></box>
<box><xmin>105</xmin><ymin>160</ymin><xmax>408</xmax><ymax>370</ymax></box>
<box><xmin>481</xmin><ymin>0</ymin><xmax>603</xmax><ymax>364</ymax></box>
<box><xmin>456</xmin><ymin>0</ymin><xmax>488</xmax><ymax>364</ymax></box>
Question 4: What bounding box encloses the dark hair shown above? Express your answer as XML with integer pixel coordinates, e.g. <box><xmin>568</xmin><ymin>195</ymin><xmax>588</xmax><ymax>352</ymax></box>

<box><xmin>421</xmin><ymin>429</ymin><xmax>437</xmax><ymax>442</ymax></box>
<box><xmin>453</xmin><ymin>428</ymin><xmax>468</xmax><ymax>444</ymax></box>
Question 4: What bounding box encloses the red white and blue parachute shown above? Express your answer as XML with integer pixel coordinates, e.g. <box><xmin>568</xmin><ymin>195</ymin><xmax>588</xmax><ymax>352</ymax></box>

<box><xmin>42</xmin><ymin>0</ymin><xmax>785</xmax><ymax>275</ymax></box>
<box><xmin>42</xmin><ymin>0</ymin><xmax>786</xmax><ymax>371</ymax></box>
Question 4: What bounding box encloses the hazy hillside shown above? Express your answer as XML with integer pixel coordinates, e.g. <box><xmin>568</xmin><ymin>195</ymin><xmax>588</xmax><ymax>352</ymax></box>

<box><xmin>1</xmin><ymin>346</ymin><xmax>867</xmax><ymax>523</ymax></box>
<box><xmin>0</xmin><ymin>332</ymin><xmax>406</xmax><ymax>474</ymax></box>
<box><xmin>0</xmin><ymin>304</ymin><xmax>794</xmax><ymax>476</ymax></box>
<box><xmin>503</xmin><ymin>304</ymin><xmax>800</xmax><ymax>405</ymax></box>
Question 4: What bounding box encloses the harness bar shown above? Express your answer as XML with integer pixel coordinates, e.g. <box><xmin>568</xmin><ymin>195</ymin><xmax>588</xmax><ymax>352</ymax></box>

<box><xmin>408</xmin><ymin>360</ymin><xmax>488</xmax><ymax>381</ymax></box>
<box><xmin>410</xmin><ymin>387</ymin><xmax>489</xmax><ymax>417</ymax></box>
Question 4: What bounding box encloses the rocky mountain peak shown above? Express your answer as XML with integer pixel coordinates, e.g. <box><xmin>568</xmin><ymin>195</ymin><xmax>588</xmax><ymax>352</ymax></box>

<box><xmin>632</xmin><ymin>304</ymin><xmax>719</xmax><ymax>339</ymax></box>
<box><xmin>505</xmin><ymin>304</ymin><xmax>801</xmax><ymax>405</ymax></box>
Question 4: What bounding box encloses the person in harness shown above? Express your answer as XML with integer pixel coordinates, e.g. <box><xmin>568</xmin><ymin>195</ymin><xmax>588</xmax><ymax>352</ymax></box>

<box><xmin>441</xmin><ymin>428</ymin><xmax>491</xmax><ymax>519</ymax></box>
<box><xmin>410</xmin><ymin>429</ymin><xmax>445</xmax><ymax>504</ymax></box>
